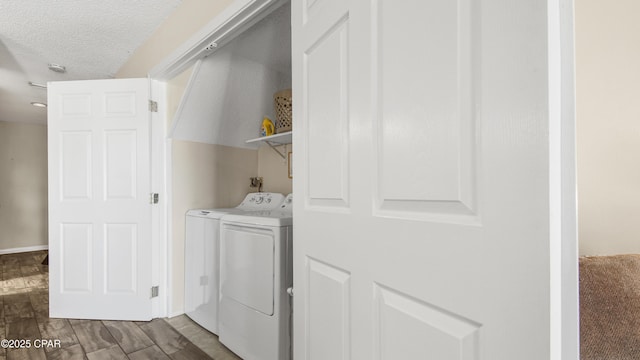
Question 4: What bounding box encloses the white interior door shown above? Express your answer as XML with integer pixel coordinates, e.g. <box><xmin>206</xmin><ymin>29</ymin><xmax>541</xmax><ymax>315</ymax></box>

<box><xmin>292</xmin><ymin>1</ymin><xmax>576</xmax><ymax>359</ymax></box>
<box><xmin>48</xmin><ymin>78</ymin><xmax>152</xmax><ymax>320</ymax></box>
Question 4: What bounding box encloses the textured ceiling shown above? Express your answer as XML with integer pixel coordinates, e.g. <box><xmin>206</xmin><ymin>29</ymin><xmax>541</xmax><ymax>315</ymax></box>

<box><xmin>0</xmin><ymin>0</ymin><xmax>182</xmax><ymax>124</ymax></box>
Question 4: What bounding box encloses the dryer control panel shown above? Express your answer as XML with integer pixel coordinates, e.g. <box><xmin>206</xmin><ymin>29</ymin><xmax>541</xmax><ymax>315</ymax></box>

<box><xmin>237</xmin><ymin>192</ymin><xmax>285</xmax><ymax>211</ymax></box>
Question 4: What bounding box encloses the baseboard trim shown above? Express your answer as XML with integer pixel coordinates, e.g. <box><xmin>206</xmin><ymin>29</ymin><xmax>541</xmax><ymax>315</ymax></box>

<box><xmin>0</xmin><ymin>245</ymin><xmax>48</xmax><ymax>255</ymax></box>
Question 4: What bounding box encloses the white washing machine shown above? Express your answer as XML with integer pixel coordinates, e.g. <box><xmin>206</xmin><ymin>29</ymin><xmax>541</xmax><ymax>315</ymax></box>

<box><xmin>184</xmin><ymin>192</ymin><xmax>286</xmax><ymax>334</ymax></box>
<box><xmin>219</xmin><ymin>193</ymin><xmax>293</xmax><ymax>360</ymax></box>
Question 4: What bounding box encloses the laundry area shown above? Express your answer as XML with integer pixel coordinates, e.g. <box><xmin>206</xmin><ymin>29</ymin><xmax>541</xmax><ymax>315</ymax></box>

<box><xmin>172</xmin><ymin>2</ymin><xmax>293</xmax><ymax>360</ymax></box>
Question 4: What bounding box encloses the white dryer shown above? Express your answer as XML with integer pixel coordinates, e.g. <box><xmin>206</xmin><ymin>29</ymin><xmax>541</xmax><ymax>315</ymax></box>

<box><xmin>219</xmin><ymin>193</ymin><xmax>293</xmax><ymax>360</ymax></box>
<box><xmin>184</xmin><ymin>192</ymin><xmax>286</xmax><ymax>334</ymax></box>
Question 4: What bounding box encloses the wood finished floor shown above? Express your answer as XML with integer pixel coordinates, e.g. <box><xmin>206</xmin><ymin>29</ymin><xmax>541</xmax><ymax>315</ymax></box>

<box><xmin>0</xmin><ymin>251</ymin><xmax>241</xmax><ymax>360</ymax></box>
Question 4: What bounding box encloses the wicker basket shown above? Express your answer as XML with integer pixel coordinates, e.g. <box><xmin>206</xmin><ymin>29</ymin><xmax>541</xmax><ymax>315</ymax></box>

<box><xmin>274</xmin><ymin>89</ymin><xmax>292</xmax><ymax>133</ymax></box>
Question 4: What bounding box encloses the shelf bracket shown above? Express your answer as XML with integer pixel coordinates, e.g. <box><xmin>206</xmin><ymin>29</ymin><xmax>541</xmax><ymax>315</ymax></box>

<box><xmin>265</xmin><ymin>141</ymin><xmax>286</xmax><ymax>159</ymax></box>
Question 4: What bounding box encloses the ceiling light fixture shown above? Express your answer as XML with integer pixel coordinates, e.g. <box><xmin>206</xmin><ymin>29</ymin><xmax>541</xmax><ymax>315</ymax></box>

<box><xmin>47</xmin><ymin>63</ymin><xmax>66</xmax><ymax>73</ymax></box>
<box><xmin>28</xmin><ymin>81</ymin><xmax>47</xmax><ymax>89</ymax></box>
<box><xmin>31</xmin><ymin>102</ymin><xmax>47</xmax><ymax>108</ymax></box>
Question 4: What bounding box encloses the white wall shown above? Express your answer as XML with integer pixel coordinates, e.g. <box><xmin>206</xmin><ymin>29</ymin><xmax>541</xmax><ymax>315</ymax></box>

<box><xmin>258</xmin><ymin>144</ymin><xmax>292</xmax><ymax>194</ymax></box>
<box><xmin>116</xmin><ymin>0</ymin><xmax>235</xmax><ymax>79</ymax></box>
<box><xmin>576</xmin><ymin>0</ymin><xmax>640</xmax><ymax>255</ymax></box>
<box><xmin>0</xmin><ymin>121</ymin><xmax>48</xmax><ymax>252</ymax></box>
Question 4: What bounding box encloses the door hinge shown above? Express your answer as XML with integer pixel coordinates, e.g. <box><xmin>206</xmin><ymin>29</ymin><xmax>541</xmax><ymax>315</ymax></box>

<box><xmin>150</xmin><ymin>193</ymin><xmax>159</xmax><ymax>204</ymax></box>
<box><xmin>151</xmin><ymin>286</ymin><xmax>159</xmax><ymax>298</ymax></box>
<box><xmin>148</xmin><ymin>100</ymin><xmax>158</xmax><ymax>112</ymax></box>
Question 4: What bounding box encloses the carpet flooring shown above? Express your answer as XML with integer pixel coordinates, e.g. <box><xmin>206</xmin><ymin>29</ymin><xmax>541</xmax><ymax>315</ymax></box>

<box><xmin>0</xmin><ymin>250</ymin><xmax>240</xmax><ymax>360</ymax></box>
<box><xmin>580</xmin><ymin>254</ymin><xmax>640</xmax><ymax>360</ymax></box>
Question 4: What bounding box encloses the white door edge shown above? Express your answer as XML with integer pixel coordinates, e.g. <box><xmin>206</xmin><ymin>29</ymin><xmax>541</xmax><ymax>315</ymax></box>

<box><xmin>150</xmin><ymin>79</ymin><xmax>171</xmax><ymax>318</ymax></box>
<box><xmin>548</xmin><ymin>0</ymin><xmax>579</xmax><ymax>359</ymax></box>
<box><xmin>164</xmin><ymin>138</ymin><xmax>175</xmax><ymax>318</ymax></box>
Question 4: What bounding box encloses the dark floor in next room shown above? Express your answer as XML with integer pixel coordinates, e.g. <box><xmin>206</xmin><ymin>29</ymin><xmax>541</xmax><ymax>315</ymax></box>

<box><xmin>0</xmin><ymin>250</ymin><xmax>240</xmax><ymax>360</ymax></box>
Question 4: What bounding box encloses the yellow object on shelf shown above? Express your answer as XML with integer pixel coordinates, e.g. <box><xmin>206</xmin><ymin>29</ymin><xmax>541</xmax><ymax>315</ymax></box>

<box><xmin>261</xmin><ymin>117</ymin><xmax>275</xmax><ymax>137</ymax></box>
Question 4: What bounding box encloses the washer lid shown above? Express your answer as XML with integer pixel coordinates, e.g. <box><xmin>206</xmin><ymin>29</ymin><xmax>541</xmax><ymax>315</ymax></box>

<box><xmin>186</xmin><ymin>208</ymin><xmax>240</xmax><ymax>219</ymax></box>
<box><xmin>222</xmin><ymin>210</ymin><xmax>293</xmax><ymax>226</ymax></box>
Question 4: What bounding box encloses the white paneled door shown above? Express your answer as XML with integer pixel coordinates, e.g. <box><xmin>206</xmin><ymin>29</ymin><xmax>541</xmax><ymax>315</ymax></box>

<box><xmin>293</xmin><ymin>1</ymin><xmax>575</xmax><ymax>359</ymax></box>
<box><xmin>48</xmin><ymin>79</ymin><xmax>152</xmax><ymax>320</ymax></box>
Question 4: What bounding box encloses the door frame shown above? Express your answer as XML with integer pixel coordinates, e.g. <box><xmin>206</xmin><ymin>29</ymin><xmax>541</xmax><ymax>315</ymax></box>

<box><xmin>149</xmin><ymin>79</ymin><xmax>170</xmax><ymax>318</ymax></box>
<box><xmin>548</xmin><ymin>0</ymin><xmax>579</xmax><ymax>358</ymax></box>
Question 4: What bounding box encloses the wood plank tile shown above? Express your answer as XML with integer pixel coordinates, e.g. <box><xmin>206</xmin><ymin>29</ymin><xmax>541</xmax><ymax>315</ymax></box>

<box><xmin>0</xmin><ymin>299</ymin><xmax>5</xmax><ymax>326</ymax></box>
<box><xmin>22</xmin><ymin>275</ymin><xmax>47</xmax><ymax>289</ymax></box>
<box><xmin>19</xmin><ymin>266</ymin><xmax>41</xmax><ymax>276</ymax></box>
<box><xmin>28</xmin><ymin>291</ymin><xmax>48</xmax><ymax>307</ymax></box>
<box><xmin>1</xmin><ymin>295</ymin><xmax>29</xmax><ymax>305</ymax></box>
<box><xmin>1</xmin><ymin>258</ymin><xmax>19</xmax><ymax>267</ymax></box>
<box><xmin>32</xmin><ymin>308</ymin><xmax>48</xmax><ymax>320</ymax></box>
<box><xmin>128</xmin><ymin>345</ymin><xmax>171</xmax><ymax>360</ymax></box>
<box><xmin>1</xmin><ymin>272</ymin><xmax>22</xmax><ymax>282</ymax></box>
<box><xmin>3</xmin><ymin>303</ymin><xmax>34</xmax><ymax>323</ymax></box>
<box><xmin>0</xmin><ymin>278</ymin><xmax>26</xmax><ymax>296</ymax></box>
<box><xmin>5</xmin><ymin>319</ymin><xmax>40</xmax><ymax>341</ymax></box>
<box><xmin>86</xmin><ymin>344</ymin><xmax>127</xmax><ymax>360</ymax></box>
<box><xmin>28</xmin><ymin>289</ymin><xmax>48</xmax><ymax>321</ymax></box>
<box><xmin>102</xmin><ymin>320</ymin><xmax>153</xmax><ymax>354</ymax></box>
<box><xmin>138</xmin><ymin>319</ymin><xmax>189</xmax><ymax>355</ymax></box>
<box><xmin>68</xmin><ymin>319</ymin><xmax>91</xmax><ymax>326</ymax></box>
<box><xmin>36</xmin><ymin>318</ymin><xmax>79</xmax><ymax>352</ymax></box>
<box><xmin>6</xmin><ymin>347</ymin><xmax>46</xmax><ymax>360</ymax></box>
<box><xmin>46</xmin><ymin>344</ymin><xmax>86</xmax><ymax>360</ymax></box>
<box><xmin>165</xmin><ymin>315</ymin><xmax>221</xmax><ymax>359</ymax></box>
<box><xmin>163</xmin><ymin>316</ymin><xmax>208</xmax><ymax>341</ymax></box>
<box><xmin>210</xmin><ymin>343</ymin><xmax>242</xmax><ymax>360</ymax></box>
<box><xmin>168</xmin><ymin>342</ymin><xmax>213</xmax><ymax>360</ymax></box>
<box><xmin>0</xmin><ymin>322</ymin><xmax>5</xmax><ymax>358</ymax></box>
<box><xmin>162</xmin><ymin>315</ymin><xmax>193</xmax><ymax>331</ymax></box>
<box><xmin>71</xmin><ymin>321</ymin><xmax>118</xmax><ymax>353</ymax></box>
<box><xmin>17</xmin><ymin>255</ymin><xmax>40</xmax><ymax>266</ymax></box>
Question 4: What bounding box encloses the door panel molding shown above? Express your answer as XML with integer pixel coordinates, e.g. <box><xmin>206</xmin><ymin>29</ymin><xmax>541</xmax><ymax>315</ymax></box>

<box><xmin>304</xmin><ymin>16</ymin><xmax>350</xmax><ymax>210</ymax></box>
<box><xmin>60</xmin><ymin>131</ymin><xmax>93</xmax><ymax>201</ymax></box>
<box><xmin>60</xmin><ymin>223</ymin><xmax>93</xmax><ymax>293</ymax></box>
<box><xmin>372</xmin><ymin>0</ymin><xmax>478</xmax><ymax>225</ymax></box>
<box><xmin>104</xmin><ymin>223</ymin><xmax>138</xmax><ymax>294</ymax></box>
<box><xmin>306</xmin><ymin>257</ymin><xmax>351</xmax><ymax>360</ymax></box>
<box><xmin>373</xmin><ymin>283</ymin><xmax>480</xmax><ymax>360</ymax></box>
<box><xmin>104</xmin><ymin>130</ymin><xmax>137</xmax><ymax>200</ymax></box>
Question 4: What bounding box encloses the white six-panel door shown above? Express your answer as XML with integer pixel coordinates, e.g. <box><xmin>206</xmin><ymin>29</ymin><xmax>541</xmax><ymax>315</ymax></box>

<box><xmin>48</xmin><ymin>79</ymin><xmax>152</xmax><ymax>320</ymax></box>
<box><xmin>292</xmin><ymin>0</ymin><xmax>565</xmax><ymax>359</ymax></box>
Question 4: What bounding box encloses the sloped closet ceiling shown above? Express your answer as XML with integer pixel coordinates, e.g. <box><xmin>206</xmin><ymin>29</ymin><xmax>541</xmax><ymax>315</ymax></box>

<box><xmin>170</xmin><ymin>2</ymin><xmax>291</xmax><ymax>148</ymax></box>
